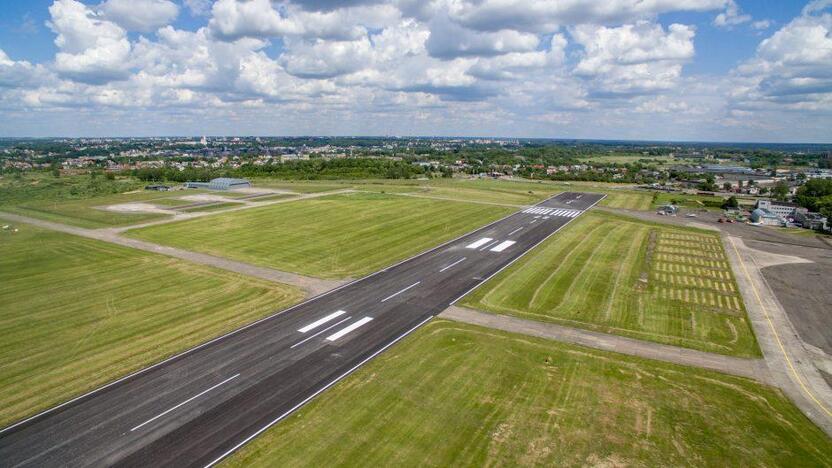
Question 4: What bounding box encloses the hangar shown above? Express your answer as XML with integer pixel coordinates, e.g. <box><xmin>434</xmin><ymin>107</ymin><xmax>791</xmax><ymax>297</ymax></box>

<box><xmin>185</xmin><ymin>178</ymin><xmax>251</xmax><ymax>191</ymax></box>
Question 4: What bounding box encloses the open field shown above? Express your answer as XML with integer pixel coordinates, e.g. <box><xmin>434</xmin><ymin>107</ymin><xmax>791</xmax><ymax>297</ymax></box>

<box><xmin>225</xmin><ymin>321</ymin><xmax>829</xmax><ymax>467</ymax></box>
<box><xmin>128</xmin><ymin>192</ymin><xmax>514</xmax><ymax>279</ymax></box>
<box><xmin>179</xmin><ymin>201</ymin><xmax>244</xmax><ymax>213</ymax></box>
<box><xmin>0</xmin><ymin>224</ymin><xmax>303</xmax><ymax>427</ymax></box>
<box><xmin>463</xmin><ymin>211</ymin><xmax>759</xmax><ymax>357</ymax></box>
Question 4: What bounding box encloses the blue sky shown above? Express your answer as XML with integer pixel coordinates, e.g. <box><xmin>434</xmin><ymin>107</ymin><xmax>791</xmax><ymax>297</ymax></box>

<box><xmin>0</xmin><ymin>0</ymin><xmax>830</xmax><ymax>142</ymax></box>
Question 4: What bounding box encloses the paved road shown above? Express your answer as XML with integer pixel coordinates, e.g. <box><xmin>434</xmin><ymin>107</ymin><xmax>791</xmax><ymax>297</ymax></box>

<box><xmin>440</xmin><ymin>306</ymin><xmax>773</xmax><ymax>384</ymax></box>
<box><xmin>0</xmin><ymin>191</ymin><xmax>604</xmax><ymax>468</ymax></box>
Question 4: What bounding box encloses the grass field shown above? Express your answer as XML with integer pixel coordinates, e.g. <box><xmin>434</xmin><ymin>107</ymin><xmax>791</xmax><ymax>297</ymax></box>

<box><xmin>225</xmin><ymin>321</ymin><xmax>829</xmax><ymax>467</ymax></box>
<box><xmin>128</xmin><ymin>192</ymin><xmax>513</xmax><ymax>279</ymax></box>
<box><xmin>462</xmin><ymin>211</ymin><xmax>759</xmax><ymax>357</ymax></box>
<box><xmin>0</xmin><ymin>224</ymin><xmax>303</xmax><ymax>427</ymax></box>
<box><xmin>179</xmin><ymin>201</ymin><xmax>244</xmax><ymax>212</ymax></box>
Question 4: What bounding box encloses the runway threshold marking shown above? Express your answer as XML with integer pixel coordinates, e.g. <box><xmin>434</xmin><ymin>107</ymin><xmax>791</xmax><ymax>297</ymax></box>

<box><xmin>439</xmin><ymin>257</ymin><xmax>466</xmax><ymax>272</ymax></box>
<box><xmin>507</xmin><ymin>227</ymin><xmax>523</xmax><ymax>236</ymax></box>
<box><xmin>130</xmin><ymin>374</ymin><xmax>240</xmax><ymax>432</ymax></box>
<box><xmin>381</xmin><ymin>281</ymin><xmax>421</xmax><ymax>302</ymax></box>
<box><xmin>479</xmin><ymin>239</ymin><xmax>501</xmax><ymax>251</ymax></box>
<box><xmin>326</xmin><ymin>317</ymin><xmax>373</xmax><ymax>341</ymax></box>
<box><xmin>490</xmin><ymin>240</ymin><xmax>516</xmax><ymax>252</ymax></box>
<box><xmin>466</xmin><ymin>237</ymin><xmax>493</xmax><ymax>249</ymax></box>
<box><xmin>298</xmin><ymin>310</ymin><xmax>347</xmax><ymax>333</ymax></box>
<box><xmin>291</xmin><ymin>316</ymin><xmax>352</xmax><ymax>349</ymax></box>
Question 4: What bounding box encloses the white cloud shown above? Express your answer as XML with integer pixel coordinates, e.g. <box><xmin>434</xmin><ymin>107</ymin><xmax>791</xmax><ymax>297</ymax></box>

<box><xmin>713</xmin><ymin>0</ymin><xmax>750</xmax><ymax>28</ymax></box>
<box><xmin>47</xmin><ymin>0</ymin><xmax>132</xmax><ymax>83</ymax></box>
<box><xmin>208</xmin><ymin>0</ymin><xmax>303</xmax><ymax>40</ymax></box>
<box><xmin>426</xmin><ymin>14</ymin><xmax>540</xmax><ymax>59</ymax></box>
<box><xmin>281</xmin><ymin>37</ymin><xmax>374</xmax><ymax>78</ymax></box>
<box><xmin>731</xmin><ymin>4</ymin><xmax>832</xmax><ymax>112</ymax></box>
<box><xmin>184</xmin><ymin>0</ymin><xmax>213</xmax><ymax>16</ymax></box>
<box><xmin>444</xmin><ymin>0</ymin><xmax>727</xmax><ymax>32</ymax></box>
<box><xmin>99</xmin><ymin>0</ymin><xmax>179</xmax><ymax>32</ymax></box>
<box><xmin>572</xmin><ymin>22</ymin><xmax>695</xmax><ymax>96</ymax></box>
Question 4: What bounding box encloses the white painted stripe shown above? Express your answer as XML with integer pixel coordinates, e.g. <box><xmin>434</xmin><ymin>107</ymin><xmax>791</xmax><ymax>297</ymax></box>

<box><xmin>490</xmin><ymin>240</ymin><xmax>516</xmax><ymax>252</ymax></box>
<box><xmin>550</xmin><ymin>209</ymin><xmax>563</xmax><ymax>216</ymax></box>
<box><xmin>131</xmin><ymin>374</ymin><xmax>240</xmax><ymax>432</ymax></box>
<box><xmin>507</xmin><ymin>227</ymin><xmax>523</xmax><ymax>236</ymax></box>
<box><xmin>534</xmin><ymin>216</ymin><xmax>540</xmax><ymax>219</ymax></box>
<box><xmin>576</xmin><ymin>194</ymin><xmax>582</xmax><ymax>199</ymax></box>
<box><xmin>439</xmin><ymin>257</ymin><xmax>466</xmax><ymax>272</ymax></box>
<box><xmin>326</xmin><ymin>317</ymin><xmax>373</xmax><ymax>341</ymax></box>
<box><xmin>298</xmin><ymin>310</ymin><xmax>347</xmax><ymax>333</ymax></box>
<box><xmin>291</xmin><ymin>316</ymin><xmax>352</xmax><ymax>349</ymax></box>
<box><xmin>543</xmin><ymin>217</ymin><xmax>550</xmax><ymax>220</ymax></box>
<box><xmin>381</xmin><ymin>281</ymin><xmax>421</xmax><ymax>302</ymax></box>
<box><xmin>541</xmin><ymin>208</ymin><xmax>553</xmax><ymax>214</ymax></box>
<box><xmin>530</xmin><ymin>219</ymin><xmax>537</xmax><ymax>223</ymax></box>
<box><xmin>203</xmin><ymin>315</ymin><xmax>435</xmax><ymax>468</ymax></box>
<box><xmin>465</xmin><ymin>237</ymin><xmax>493</xmax><ymax>249</ymax></box>
<box><xmin>568</xmin><ymin>211</ymin><xmax>580</xmax><ymax>218</ymax></box>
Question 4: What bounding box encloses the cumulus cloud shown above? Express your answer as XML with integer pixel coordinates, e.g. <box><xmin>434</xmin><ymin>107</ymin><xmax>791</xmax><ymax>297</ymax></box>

<box><xmin>731</xmin><ymin>2</ymin><xmax>832</xmax><ymax>111</ymax></box>
<box><xmin>445</xmin><ymin>0</ymin><xmax>727</xmax><ymax>32</ymax></box>
<box><xmin>426</xmin><ymin>14</ymin><xmax>539</xmax><ymax>59</ymax></box>
<box><xmin>713</xmin><ymin>0</ymin><xmax>750</xmax><ymax>28</ymax></box>
<box><xmin>572</xmin><ymin>21</ymin><xmax>695</xmax><ymax>96</ymax></box>
<box><xmin>99</xmin><ymin>0</ymin><xmax>179</xmax><ymax>32</ymax></box>
<box><xmin>47</xmin><ymin>0</ymin><xmax>132</xmax><ymax>83</ymax></box>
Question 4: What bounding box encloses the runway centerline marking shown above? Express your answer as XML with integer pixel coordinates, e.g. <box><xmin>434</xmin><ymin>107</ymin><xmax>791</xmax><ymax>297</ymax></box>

<box><xmin>298</xmin><ymin>310</ymin><xmax>347</xmax><ymax>333</ymax></box>
<box><xmin>529</xmin><ymin>219</ymin><xmax>537</xmax><ymax>224</ymax></box>
<box><xmin>465</xmin><ymin>237</ymin><xmax>492</xmax><ymax>249</ymax></box>
<box><xmin>381</xmin><ymin>281</ymin><xmax>421</xmax><ymax>302</ymax></box>
<box><xmin>507</xmin><ymin>227</ymin><xmax>523</xmax><ymax>236</ymax></box>
<box><xmin>490</xmin><ymin>240</ymin><xmax>516</xmax><ymax>252</ymax></box>
<box><xmin>479</xmin><ymin>239</ymin><xmax>501</xmax><ymax>251</ymax></box>
<box><xmin>326</xmin><ymin>317</ymin><xmax>373</xmax><ymax>341</ymax></box>
<box><xmin>439</xmin><ymin>257</ymin><xmax>466</xmax><ymax>272</ymax></box>
<box><xmin>291</xmin><ymin>316</ymin><xmax>352</xmax><ymax>349</ymax></box>
<box><xmin>130</xmin><ymin>374</ymin><xmax>240</xmax><ymax>432</ymax></box>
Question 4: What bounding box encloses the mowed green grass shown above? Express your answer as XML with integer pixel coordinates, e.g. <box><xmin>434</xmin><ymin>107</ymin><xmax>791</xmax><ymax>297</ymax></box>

<box><xmin>463</xmin><ymin>211</ymin><xmax>760</xmax><ymax>357</ymax></box>
<box><xmin>225</xmin><ymin>321</ymin><xmax>830</xmax><ymax>467</ymax></box>
<box><xmin>0</xmin><ymin>224</ymin><xmax>303</xmax><ymax>427</ymax></box>
<box><xmin>128</xmin><ymin>192</ymin><xmax>513</xmax><ymax>279</ymax></box>
<box><xmin>1</xmin><ymin>190</ymin><xmax>191</xmax><ymax>228</ymax></box>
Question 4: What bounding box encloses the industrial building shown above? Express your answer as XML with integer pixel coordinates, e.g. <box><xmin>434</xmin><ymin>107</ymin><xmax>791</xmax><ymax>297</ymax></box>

<box><xmin>750</xmin><ymin>207</ymin><xmax>784</xmax><ymax>226</ymax></box>
<box><xmin>755</xmin><ymin>199</ymin><xmax>799</xmax><ymax>219</ymax></box>
<box><xmin>184</xmin><ymin>178</ymin><xmax>251</xmax><ymax>191</ymax></box>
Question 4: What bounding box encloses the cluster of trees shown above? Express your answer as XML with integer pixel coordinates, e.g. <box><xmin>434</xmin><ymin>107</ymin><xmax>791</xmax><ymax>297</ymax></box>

<box><xmin>795</xmin><ymin>179</ymin><xmax>832</xmax><ymax>219</ymax></box>
<box><xmin>132</xmin><ymin>158</ymin><xmax>426</xmax><ymax>182</ymax></box>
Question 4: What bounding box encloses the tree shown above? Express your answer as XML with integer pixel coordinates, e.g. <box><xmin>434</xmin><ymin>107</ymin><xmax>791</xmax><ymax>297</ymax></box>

<box><xmin>795</xmin><ymin>179</ymin><xmax>832</xmax><ymax>211</ymax></box>
<box><xmin>723</xmin><ymin>182</ymin><xmax>732</xmax><ymax>192</ymax></box>
<box><xmin>723</xmin><ymin>196</ymin><xmax>739</xmax><ymax>210</ymax></box>
<box><xmin>699</xmin><ymin>174</ymin><xmax>717</xmax><ymax>192</ymax></box>
<box><xmin>772</xmin><ymin>181</ymin><xmax>789</xmax><ymax>201</ymax></box>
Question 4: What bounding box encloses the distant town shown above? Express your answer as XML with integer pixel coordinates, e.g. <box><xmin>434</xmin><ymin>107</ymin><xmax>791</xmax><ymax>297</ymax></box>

<box><xmin>2</xmin><ymin>136</ymin><xmax>831</xmax><ymax>233</ymax></box>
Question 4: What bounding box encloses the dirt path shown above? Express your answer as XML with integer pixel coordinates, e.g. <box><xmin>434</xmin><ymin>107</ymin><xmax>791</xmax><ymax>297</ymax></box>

<box><xmin>440</xmin><ymin>305</ymin><xmax>773</xmax><ymax>384</ymax></box>
<box><xmin>724</xmin><ymin>236</ymin><xmax>832</xmax><ymax>436</ymax></box>
<box><xmin>0</xmin><ymin>212</ymin><xmax>346</xmax><ymax>297</ymax></box>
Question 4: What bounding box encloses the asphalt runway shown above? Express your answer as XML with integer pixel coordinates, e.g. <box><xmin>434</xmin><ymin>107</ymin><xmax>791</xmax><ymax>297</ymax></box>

<box><xmin>0</xmin><ymin>191</ymin><xmax>604</xmax><ymax>468</ymax></box>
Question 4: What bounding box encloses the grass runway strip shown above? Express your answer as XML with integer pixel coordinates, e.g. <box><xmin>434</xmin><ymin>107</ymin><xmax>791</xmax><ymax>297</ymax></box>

<box><xmin>462</xmin><ymin>211</ymin><xmax>760</xmax><ymax>357</ymax></box>
<box><xmin>224</xmin><ymin>321</ymin><xmax>831</xmax><ymax>467</ymax></box>
<box><xmin>127</xmin><ymin>192</ymin><xmax>514</xmax><ymax>279</ymax></box>
<box><xmin>0</xmin><ymin>225</ymin><xmax>303</xmax><ymax>428</ymax></box>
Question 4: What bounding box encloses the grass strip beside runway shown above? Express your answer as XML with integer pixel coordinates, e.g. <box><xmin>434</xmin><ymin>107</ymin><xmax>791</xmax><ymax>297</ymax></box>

<box><xmin>0</xmin><ymin>225</ymin><xmax>304</xmax><ymax>428</ymax></box>
<box><xmin>462</xmin><ymin>211</ymin><xmax>760</xmax><ymax>357</ymax></box>
<box><xmin>127</xmin><ymin>192</ymin><xmax>514</xmax><ymax>279</ymax></box>
<box><xmin>225</xmin><ymin>321</ymin><xmax>830</xmax><ymax>467</ymax></box>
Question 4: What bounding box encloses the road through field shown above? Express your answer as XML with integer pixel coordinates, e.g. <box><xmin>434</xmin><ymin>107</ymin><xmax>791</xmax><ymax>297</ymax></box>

<box><xmin>0</xmin><ymin>192</ymin><xmax>604</xmax><ymax>468</ymax></box>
